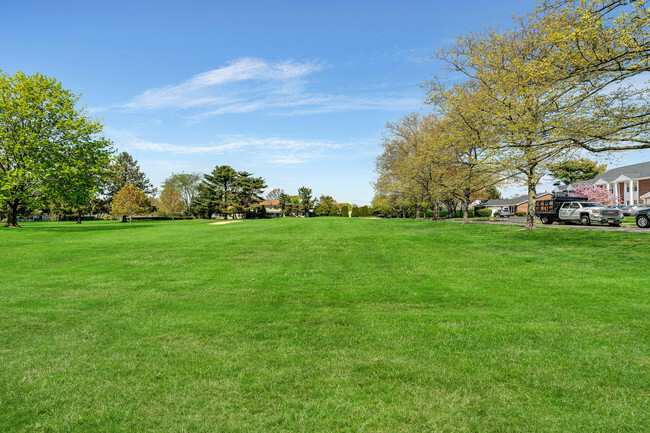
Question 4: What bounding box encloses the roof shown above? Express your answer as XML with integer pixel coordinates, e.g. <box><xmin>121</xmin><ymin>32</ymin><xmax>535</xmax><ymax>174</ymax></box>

<box><xmin>478</xmin><ymin>192</ymin><xmax>551</xmax><ymax>207</ymax></box>
<box><xmin>479</xmin><ymin>195</ymin><xmax>528</xmax><ymax>207</ymax></box>
<box><xmin>592</xmin><ymin>161</ymin><xmax>650</xmax><ymax>182</ymax></box>
<box><xmin>555</xmin><ymin>161</ymin><xmax>650</xmax><ymax>191</ymax></box>
<box><xmin>259</xmin><ymin>199</ymin><xmax>280</xmax><ymax>206</ymax></box>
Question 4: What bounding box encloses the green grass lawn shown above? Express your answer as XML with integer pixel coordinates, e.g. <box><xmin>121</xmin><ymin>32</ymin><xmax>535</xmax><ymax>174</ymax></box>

<box><xmin>622</xmin><ymin>216</ymin><xmax>637</xmax><ymax>226</ymax></box>
<box><xmin>1</xmin><ymin>218</ymin><xmax>648</xmax><ymax>432</ymax></box>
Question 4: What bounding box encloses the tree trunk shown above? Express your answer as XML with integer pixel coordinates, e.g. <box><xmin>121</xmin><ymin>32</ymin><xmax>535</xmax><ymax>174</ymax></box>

<box><xmin>525</xmin><ymin>180</ymin><xmax>537</xmax><ymax>230</ymax></box>
<box><xmin>121</xmin><ymin>215</ymin><xmax>127</xmax><ymax>223</ymax></box>
<box><xmin>462</xmin><ymin>190</ymin><xmax>471</xmax><ymax>224</ymax></box>
<box><xmin>4</xmin><ymin>200</ymin><xmax>21</xmax><ymax>228</ymax></box>
<box><xmin>416</xmin><ymin>202</ymin><xmax>422</xmax><ymax>219</ymax></box>
<box><xmin>433</xmin><ymin>201</ymin><xmax>439</xmax><ymax>221</ymax></box>
<box><xmin>129</xmin><ymin>214</ymin><xmax>132</xmax><ymax>225</ymax></box>
<box><xmin>172</xmin><ymin>213</ymin><xmax>174</xmax><ymax>223</ymax></box>
<box><xmin>462</xmin><ymin>201</ymin><xmax>469</xmax><ymax>224</ymax></box>
<box><xmin>77</xmin><ymin>211</ymin><xmax>82</xmax><ymax>224</ymax></box>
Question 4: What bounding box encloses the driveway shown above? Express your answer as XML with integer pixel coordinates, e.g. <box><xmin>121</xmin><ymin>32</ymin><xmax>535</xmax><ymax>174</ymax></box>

<box><xmin>474</xmin><ymin>217</ymin><xmax>649</xmax><ymax>233</ymax></box>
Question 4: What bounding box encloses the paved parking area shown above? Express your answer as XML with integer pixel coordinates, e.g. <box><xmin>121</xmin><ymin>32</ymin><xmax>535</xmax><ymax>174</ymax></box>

<box><xmin>476</xmin><ymin>217</ymin><xmax>649</xmax><ymax>233</ymax></box>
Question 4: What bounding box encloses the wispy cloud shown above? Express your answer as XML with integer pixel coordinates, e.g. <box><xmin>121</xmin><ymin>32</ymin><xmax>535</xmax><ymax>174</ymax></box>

<box><xmin>100</xmin><ymin>56</ymin><xmax>422</xmax><ymax>118</ymax></box>
<box><xmin>107</xmin><ymin>129</ymin><xmax>355</xmax><ymax>164</ymax></box>
<box><xmin>123</xmin><ymin>57</ymin><xmax>321</xmax><ymax>110</ymax></box>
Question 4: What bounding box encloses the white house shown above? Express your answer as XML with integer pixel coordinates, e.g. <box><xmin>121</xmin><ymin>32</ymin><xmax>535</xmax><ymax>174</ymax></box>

<box><xmin>554</xmin><ymin>161</ymin><xmax>650</xmax><ymax>205</ymax></box>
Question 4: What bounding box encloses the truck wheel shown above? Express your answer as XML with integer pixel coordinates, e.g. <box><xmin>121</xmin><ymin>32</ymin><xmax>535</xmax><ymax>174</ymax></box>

<box><xmin>541</xmin><ymin>216</ymin><xmax>553</xmax><ymax>225</ymax></box>
<box><xmin>580</xmin><ymin>215</ymin><xmax>591</xmax><ymax>226</ymax></box>
<box><xmin>637</xmin><ymin>215</ymin><xmax>650</xmax><ymax>228</ymax></box>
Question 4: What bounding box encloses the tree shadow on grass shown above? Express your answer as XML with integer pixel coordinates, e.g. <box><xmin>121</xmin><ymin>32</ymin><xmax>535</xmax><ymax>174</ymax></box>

<box><xmin>13</xmin><ymin>222</ymin><xmax>155</xmax><ymax>233</ymax></box>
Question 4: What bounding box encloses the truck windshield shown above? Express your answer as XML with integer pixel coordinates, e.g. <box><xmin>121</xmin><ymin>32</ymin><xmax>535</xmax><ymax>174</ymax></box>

<box><xmin>581</xmin><ymin>203</ymin><xmax>604</xmax><ymax>207</ymax></box>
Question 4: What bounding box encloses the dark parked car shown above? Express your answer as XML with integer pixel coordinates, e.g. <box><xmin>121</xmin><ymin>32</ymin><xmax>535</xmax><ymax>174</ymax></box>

<box><xmin>631</xmin><ymin>205</ymin><xmax>650</xmax><ymax>215</ymax></box>
<box><xmin>636</xmin><ymin>208</ymin><xmax>650</xmax><ymax>228</ymax></box>
<box><xmin>614</xmin><ymin>205</ymin><xmax>634</xmax><ymax>216</ymax></box>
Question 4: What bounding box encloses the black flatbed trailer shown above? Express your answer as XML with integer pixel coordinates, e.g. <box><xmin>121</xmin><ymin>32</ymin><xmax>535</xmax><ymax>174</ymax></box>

<box><xmin>535</xmin><ymin>193</ymin><xmax>588</xmax><ymax>224</ymax></box>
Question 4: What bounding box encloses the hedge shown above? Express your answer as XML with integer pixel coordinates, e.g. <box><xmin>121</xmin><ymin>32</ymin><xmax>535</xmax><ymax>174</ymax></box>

<box><xmin>476</xmin><ymin>209</ymin><xmax>492</xmax><ymax>217</ymax></box>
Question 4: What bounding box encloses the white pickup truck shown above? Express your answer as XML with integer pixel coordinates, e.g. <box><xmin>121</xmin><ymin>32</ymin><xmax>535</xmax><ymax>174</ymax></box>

<box><xmin>536</xmin><ymin>195</ymin><xmax>624</xmax><ymax>226</ymax></box>
<box><xmin>555</xmin><ymin>201</ymin><xmax>623</xmax><ymax>226</ymax></box>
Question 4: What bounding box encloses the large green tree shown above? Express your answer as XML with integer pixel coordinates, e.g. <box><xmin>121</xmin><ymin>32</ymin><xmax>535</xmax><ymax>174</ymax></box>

<box><xmin>192</xmin><ymin>165</ymin><xmax>265</xmax><ymax>219</ymax></box>
<box><xmin>278</xmin><ymin>192</ymin><xmax>291</xmax><ymax>217</ymax></box>
<box><xmin>161</xmin><ymin>172</ymin><xmax>201</xmax><ymax>215</ymax></box>
<box><xmin>297</xmin><ymin>186</ymin><xmax>313</xmax><ymax>216</ymax></box>
<box><xmin>0</xmin><ymin>70</ymin><xmax>113</xmax><ymax>227</ymax></box>
<box><xmin>193</xmin><ymin>165</ymin><xmax>237</xmax><ymax>219</ymax></box>
<box><xmin>485</xmin><ymin>186</ymin><xmax>502</xmax><ymax>200</ymax></box>
<box><xmin>106</xmin><ymin>152</ymin><xmax>153</xmax><ymax>199</ymax></box>
<box><xmin>47</xmin><ymin>136</ymin><xmax>113</xmax><ymax>224</ymax></box>
<box><xmin>549</xmin><ymin>159</ymin><xmax>607</xmax><ymax>185</ymax></box>
<box><xmin>314</xmin><ymin>195</ymin><xmax>337</xmax><ymax>217</ymax></box>
<box><xmin>232</xmin><ymin>171</ymin><xmax>266</xmax><ymax>218</ymax></box>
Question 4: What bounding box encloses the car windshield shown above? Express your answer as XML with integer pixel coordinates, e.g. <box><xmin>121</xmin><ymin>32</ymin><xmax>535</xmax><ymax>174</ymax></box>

<box><xmin>580</xmin><ymin>203</ymin><xmax>604</xmax><ymax>207</ymax></box>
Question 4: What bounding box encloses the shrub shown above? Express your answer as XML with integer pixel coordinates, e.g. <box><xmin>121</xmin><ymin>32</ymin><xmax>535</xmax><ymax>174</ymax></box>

<box><xmin>477</xmin><ymin>209</ymin><xmax>492</xmax><ymax>217</ymax></box>
<box><xmin>351</xmin><ymin>206</ymin><xmax>359</xmax><ymax>217</ymax></box>
<box><xmin>515</xmin><ymin>211</ymin><xmax>526</xmax><ymax>217</ymax></box>
<box><xmin>340</xmin><ymin>206</ymin><xmax>349</xmax><ymax>218</ymax></box>
<box><xmin>425</xmin><ymin>211</ymin><xmax>434</xmax><ymax>218</ymax></box>
<box><xmin>439</xmin><ymin>210</ymin><xmax>449</xmax><ymax>218</ymax></box>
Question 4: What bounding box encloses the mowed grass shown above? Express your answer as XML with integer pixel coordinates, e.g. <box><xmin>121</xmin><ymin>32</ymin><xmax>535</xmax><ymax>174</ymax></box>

<box><xmin>0</xmin><ymin>218</ymin><xmax>648</xmax><ymax>432</ymax></box>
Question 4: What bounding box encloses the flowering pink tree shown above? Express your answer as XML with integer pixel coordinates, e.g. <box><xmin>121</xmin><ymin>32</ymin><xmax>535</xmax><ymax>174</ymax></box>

<box><xmin>570</xmin><ymin>183</ymin><xmax>619</xmax><ymax>206</ymax></box>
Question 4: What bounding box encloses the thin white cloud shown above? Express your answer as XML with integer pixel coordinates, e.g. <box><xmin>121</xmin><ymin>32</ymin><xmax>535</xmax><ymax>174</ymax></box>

<box><xmin>100</xmin><ymin>56</ymin><xmax>423</xmax><ymax>118</ymax></box>
<box><xmin>123</xmin><ymin>57</ymin><xmax>321</xmax><ymax>110</ymax></box>
<box><xmin>107</xmin><ymin>129</ymin><xmax>350</xmax><ymax>164</ymax></box>
<box><xmin>189</xmin><ymin>93</ymin><xmax>422</xmax><ymax>119</ymax></box>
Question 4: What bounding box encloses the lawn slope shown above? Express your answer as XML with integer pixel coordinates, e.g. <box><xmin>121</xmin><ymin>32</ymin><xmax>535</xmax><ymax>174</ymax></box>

<box><xmin>0</xmin><ymin>219</ymin><xmax>648</xmax><ymax>432</ymax></box>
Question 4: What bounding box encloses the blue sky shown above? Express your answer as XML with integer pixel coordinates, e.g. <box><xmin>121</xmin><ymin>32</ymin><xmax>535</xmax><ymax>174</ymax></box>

<box><xmin>2</xmin><ymin>0</ymin><xmax>648</xmax><ymax>204</ymax></box>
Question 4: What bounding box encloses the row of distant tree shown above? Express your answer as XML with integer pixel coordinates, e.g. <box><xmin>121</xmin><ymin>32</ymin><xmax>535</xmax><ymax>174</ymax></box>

<box><xmin>373</xmin><ymin>0</ymin><xmax>649</xmax><ymax>229</ymax></box>
<box><xmin>167</xmin><ymin>166</ymin><xmax>371</xmax><ymax>220</ymax></box>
